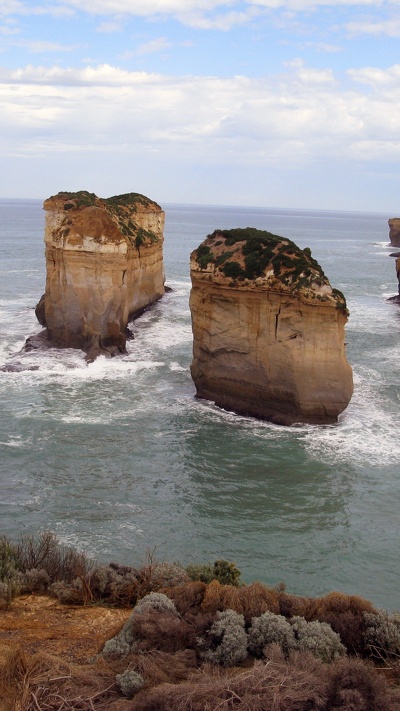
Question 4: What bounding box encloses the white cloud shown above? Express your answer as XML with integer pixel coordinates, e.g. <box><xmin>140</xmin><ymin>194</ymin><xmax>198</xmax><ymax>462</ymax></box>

<box><xmin>305</xmin><ymin>41</ymin><xmax>343</xmax><ymax>52</ymax></box>
<box><xmin>2</xmin><ymin>61</ymin><xmax>400</xmax><ymax>169</ymax></box>
<box><xmin>0</xmin><ymin>21</ymin><xmax>20</xmax><ymax>35</ymax></box>
<box><xmin>0</xmin><ymin>1</ymin><xmax>25</xmax><ymax>15</ymax></box>
<box><xmin>348</xmin><ymin>63</ymin><xmax>400</xmax><ymax>86</ymax></box>
<box><xmin>182</xmin><ymin>7</ymin><xmax>261</xmax><ymax>29</ymax></box>
<box><xmin>135</xmin><ymin>37</ymin><xmax>172</xmax><ymax>55</ymax></box>
<box><xmin>11</xmin><ymin>0</ymin><xmax>399</xmax><ymax>25</ymax></box>
<box><xmin>284</xmin><ymin>58</ymin><xmax>335</xmax><ymax>83</ymax></box>
<box><xmin>96</xmin><ymin>18</ymin><xmax>124</xmax><ymax>32</ymax></box>
<box><xmin>59</xmin><ymin>0</ymin><xmax>234</xmax><ymax>13</ymax></box>
<box><xmin>346</xmin><ymin>18</ymin><xmax>400</xmax><ymax>36</ymax></box>
<box><xmin>12</xmin><ymin>40</ymin><xmax>80</xmax><ymax>52</ymax></box>
<box><xmin>0</xmin><ymin>2</ymin><xmax>75</xmax><ymax>17</ymax></box>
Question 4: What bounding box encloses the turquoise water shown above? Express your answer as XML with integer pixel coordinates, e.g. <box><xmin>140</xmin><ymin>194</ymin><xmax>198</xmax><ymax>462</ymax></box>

<box><xmin>0</xmin><ymin>200</ymin><xmax>399</xmax><ymax>609</ymax></box>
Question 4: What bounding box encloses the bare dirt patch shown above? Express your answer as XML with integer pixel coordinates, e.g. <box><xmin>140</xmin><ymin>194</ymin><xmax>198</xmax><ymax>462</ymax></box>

<box><xmin>0</xmin><ymin>595</ymin><xmax>130</xmax><ymax>664</ymax></box>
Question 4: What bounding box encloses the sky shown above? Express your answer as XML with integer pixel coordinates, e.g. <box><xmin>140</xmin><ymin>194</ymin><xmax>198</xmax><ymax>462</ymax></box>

<box><xmin>1</xmin><ymin>0</ymin><xmax>400</xmax><ymax>211</ymax></box>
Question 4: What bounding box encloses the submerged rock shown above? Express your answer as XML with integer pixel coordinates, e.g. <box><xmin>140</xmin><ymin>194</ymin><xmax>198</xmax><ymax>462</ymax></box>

<box><xmin>0</xmin><ymin>361</ymin><xmax>40</xmax><ymax>372</ymax></box>
<box><xmin>189</xmin><ymin>227</ymin><xmax>353</xmax><ymax>426</ymax></box>
<box><xmin>36</xmin><ymin>191</ymin><xmax>165</xmax><ymax>360</ymax></box>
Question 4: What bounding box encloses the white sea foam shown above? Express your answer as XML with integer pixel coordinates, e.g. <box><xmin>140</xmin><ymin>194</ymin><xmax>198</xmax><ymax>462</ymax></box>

<box><xmin>372</xmin><ymin>241</ymin><xmax>393</xmax><ymax>248</ymax></box>
<box><xmin>170</xmin><ymin>362</ymin><xmax>186</xmax><ymax>371</ymax></box>
<box><xmin>303</xmin><ymin>367</ymin><xmax>400</xmax><ymax>468</ymax></box>
<box><xmin>347</xmin><ymin>301</ymin><xmax>396</xmax><ymax>335</ymax></box>
<box><xmin>0</xmin><ymin>436</ymin><xmax>29</xmax><ymax>448</ymax></box>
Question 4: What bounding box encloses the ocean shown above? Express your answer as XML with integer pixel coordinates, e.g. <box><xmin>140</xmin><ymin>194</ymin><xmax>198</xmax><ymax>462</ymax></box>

<box><xmin>0</xmin><ymin>199</ymin><xmax>399</xmax><ymax>610</ymax></box>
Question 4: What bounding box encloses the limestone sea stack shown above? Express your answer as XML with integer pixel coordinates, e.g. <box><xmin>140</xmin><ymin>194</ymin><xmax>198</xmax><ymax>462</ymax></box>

<box><xmin>36</xmin><ymin>191</ymin><xmax>165</xmax><ymax>359</ymax></box>
<box><xmin>190</xmin><ymin>228</ymin><xmax>353</xmax><ymax>426</ymax></box>
<box><xmin>388</xmin><ymin>219</ymin><xmax>400</xmax><ymax>247</ymax></box>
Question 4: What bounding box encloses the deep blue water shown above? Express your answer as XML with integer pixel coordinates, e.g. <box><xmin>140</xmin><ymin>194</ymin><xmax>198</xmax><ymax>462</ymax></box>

<box><xmin>1</xmin><ymin>200</ymin><xmax>399</xmax><ymax>609</ymax></box>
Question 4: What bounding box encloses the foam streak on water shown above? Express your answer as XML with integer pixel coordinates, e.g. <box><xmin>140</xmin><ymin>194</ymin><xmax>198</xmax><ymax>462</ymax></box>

<box><xmin>0</xmin><ymin>201</ymin><xmax>400</xmax><ymax>609</ymax></box>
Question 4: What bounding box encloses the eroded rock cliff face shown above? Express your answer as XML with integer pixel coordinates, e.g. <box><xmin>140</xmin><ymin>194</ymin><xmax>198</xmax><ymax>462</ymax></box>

<box><xmin>388</xmin><ymin>254</ymin><xmax>400</xmax><ymax>302</ymax></box>
<box><xmin>37</xmin><ymin>191</ymin><xmax>165</xmax><ymax>359</ymax></box>
<box><xmin>388</xmin><ymin>219</ymin><xmax>400</xmax><ymax>247</ymax></box>
<box><xmin>190</xmin><ymin>228</ymin><xmax>353</xmax><ymax>425</ymax></box>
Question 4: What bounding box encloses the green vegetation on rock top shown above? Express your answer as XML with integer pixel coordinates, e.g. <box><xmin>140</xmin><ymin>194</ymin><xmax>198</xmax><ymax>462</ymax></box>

<box><xmin>51</xmin><ymin>190</ymin><xmax>161</xmax><ymax>211</ymax></box>
<box><xmin>193</xmin><ymin>227</ymin><xmax>347</xmax><ymax>311</ymax></box>
<box><xmin>106</xmin><ymin>192</ymin><xmax>161</xmax><ymax>209</ymax></box>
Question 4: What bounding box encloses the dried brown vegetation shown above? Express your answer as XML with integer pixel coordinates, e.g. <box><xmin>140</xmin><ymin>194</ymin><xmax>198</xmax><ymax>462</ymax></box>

<box><xmin>310</xmin><ymin>592</ymin><xmax>377</xmax><ymax>655</ymax></box>
<box><xmin>199</xmin><ymin>579</ymin><xmax>280</xmax><ymax>621</ymax></box>
<box><xmin>131</xmin><ymin>647</ymin><xmax>400</xmax><ymax>711</ymax></box>
<box><xmin>2</xmin><ymin>538</ymin><xmax>399</xmax><ymax>711</ymax></box>
<box><xmin>162</xmin><ymin>580</ymin><xmax>207</xmax><ymax>615</ymax></box>
<box><xmin>0</xmin><ymin>648</ymin><xmax>123</xmax><ymax>711</ymax></box>
<box><xmin>127</xmin><ymin>609</ymin><xmax>197</xmax><ymax>653</ymax></box>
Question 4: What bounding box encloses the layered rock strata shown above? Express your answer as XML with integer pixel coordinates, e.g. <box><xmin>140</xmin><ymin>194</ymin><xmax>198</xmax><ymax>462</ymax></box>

<box><xmin>388</xmin><ymin>219</ymin><xmax>400</xmax><ymax>247</ymax></box>
<box><xmin>190</xmin><ymin>228</ymin><xmax>353</xmax><ymax>425</ymax></box>
<box><xmin>36</xmin><ymin>191</ymin><xmax>165</xmax><ymax>359</ymax></box>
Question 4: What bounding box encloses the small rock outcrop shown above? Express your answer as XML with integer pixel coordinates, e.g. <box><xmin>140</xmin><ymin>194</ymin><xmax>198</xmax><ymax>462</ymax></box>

<box><xmin>388</xmin><ymin>219</ymin><xmax>400</xmax><ymax>247</ymax></box>
<box><xmin>190</xmin><ymin>228</ymin><xmax>353</xmax><ymax>425</ymax></box>
<box><xmin>37</xmin><ymin>191</ymin><xmax>165</xmax><ymax>359</ymax></box>
<box><xmin>388</xmin><ymin>253</ymin><xmax>400</xmax><ymax>303</ymax></box>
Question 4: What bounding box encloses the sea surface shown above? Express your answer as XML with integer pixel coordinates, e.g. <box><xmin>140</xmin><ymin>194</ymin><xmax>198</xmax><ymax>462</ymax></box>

<box><xmin>0</xmin><ymin>200</ymin><xmax>399</xmax><ymax>609</ymax></box>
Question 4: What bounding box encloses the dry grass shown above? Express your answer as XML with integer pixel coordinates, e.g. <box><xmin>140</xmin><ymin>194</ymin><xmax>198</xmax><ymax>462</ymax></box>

<box><xmin>127</xmin><ymin>609</ymin><xmax>197</xmax><ymax>653</ymax></box>
<box><xmin>131</xmin><ymin>648</ymin><xmax>327</xmax><ymax>711</ymax></box>
<box><xmin>131</xmin><ymin>647</ymin><xmax>400</xmax><ymax>711</ymax></box>
<box><xmin>0</xmin><ymin>648</ymin><xmax>124</xmax><ymax>711</ymax></box>
<box><xmin>162</xmin><ymin>581</ymin><xmax>207</xmax><ymax>615</ymax></box>
<box><xmin>200</xmin><ymin>580</ymin><xmax>280</xmax><ymax>621</ymax></box>
<box><xmin>278</xmin><ymin>592</ymin><xmax>318</xmax><ymax>619</ymax></box>
<box><xmin>311</xmin><ymin>592</ymin><xmax>377</xmax><ymax>655</ymax></box>
<box><xmin>239</xmin><ymin>582</ymin><xmax>281</xmax><ymax>621</ymax></box>
<box><xmin>0</xmin><ymin>646</ymin><xmax>198</xmax><ymax>711</ymax></box>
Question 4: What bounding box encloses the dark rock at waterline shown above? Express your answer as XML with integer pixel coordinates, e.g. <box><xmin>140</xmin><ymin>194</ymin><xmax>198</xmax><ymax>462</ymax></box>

<box><xmin>389</xmin><ymin>252</ymin><xmax>400</xmax><ymax>258</ymax></box>
<box><xmin>0</xmin><ymin>361</ymin><xmax>40</xmax><ymax>372</ymax></box>
<box><xmin>23</xmin><ymin>331</ymin><xmax>51</xmax><ymax>352</ymax></box>
<box><xmin>35</xmin><ymin>293</ymin><xmax>46</xmax><ymax>326</ymax></box>
<box><xmin>124</xmin><ymin>325</ymin><xmax>135</xmax><ymax>340</ymax></box>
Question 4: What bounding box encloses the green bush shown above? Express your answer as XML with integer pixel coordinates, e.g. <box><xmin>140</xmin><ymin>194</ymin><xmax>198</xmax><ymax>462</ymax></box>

<box><xmin>0</xmin><ymin>537</ymin><xmax>19</xmax><ymax>581</ymax></box>
<box><xmin>116</xmin><ymin>669</ymin><xmax>144</xmax><ymax>697</ymax></box>
<box><xmin>0</xmin><ymin>538</ymin><xmax>20</xmax><ymax>607</ymax></box>
<box><xmin>222</xmin><ymin>261</ymin><xmax>242</xmax><ymax>279</ymax></box>
<box><xmin>186</xmin><ymin>559</ymin><xmax>241</xmax><ymax>587</ymax></box>
<box><xmin>248</xmin><ymin>612</ymin><xmax>345</xmax><ymax>662</ymax></box>
<box><xmin>148</xmin><ymin>562</ymin><xmax>189</xmax><ymax>589</ymax></box>
<box><xmin>19</xmin><ymin>568</ymin><xmax>50</xmax><ymax>594</ymax></box>
<box><xmin>215</xmin><ymin>250</ymin><xmax>235</xmax><ymax>266</ymax></box>
<box><xmin>364</xmin><ymin>610</ymin><xmax>400</xmax><ymax>658</ymax></box>
<box><xmin>103</xmin><ymin>592</ymin><xmax>179</xmax><ymax>659</ymax></box>
<box><xmin>248</xmin><ymin>611</ymin><xmax>294</xmax><ymax>656</ymax></box>
<box><xmin>213</xmin><ymin>560</ymin><xmax>241</xmax><ymax>587</ymax></box>
<box><xmin>289</xmin><ymin>615</ymin><xmax>346</xmax><ymax>662</ymax></box>
<box><xmin>196</xmin><ymin>244</ymin><xmax>214</xmax><ymax>269</ymax></box>
<box><xmin>200</xmin><ymin>609</ymin><xmax>248</xmax><ymax>666</ymax></box>
<box><xmin>185</xmin><ymin>563</ymin><xmax>215</xmax><ymax>584</ymax></box>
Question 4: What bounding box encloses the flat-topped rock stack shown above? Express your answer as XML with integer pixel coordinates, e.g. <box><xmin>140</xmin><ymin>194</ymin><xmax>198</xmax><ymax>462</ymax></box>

<box><xmin>189</xmin><ymin>227</ymin><xmax>353</xmax><ymax>425</ymax></box>
<box><xmin>388</xmin><ymin>218</ymin><xmax>400</xmax><ymax>247</ymax></box>
<box><xmin>36</xmin><ymin>191</ymin><xmax>165</xmax><ymax>360</ymax></box>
